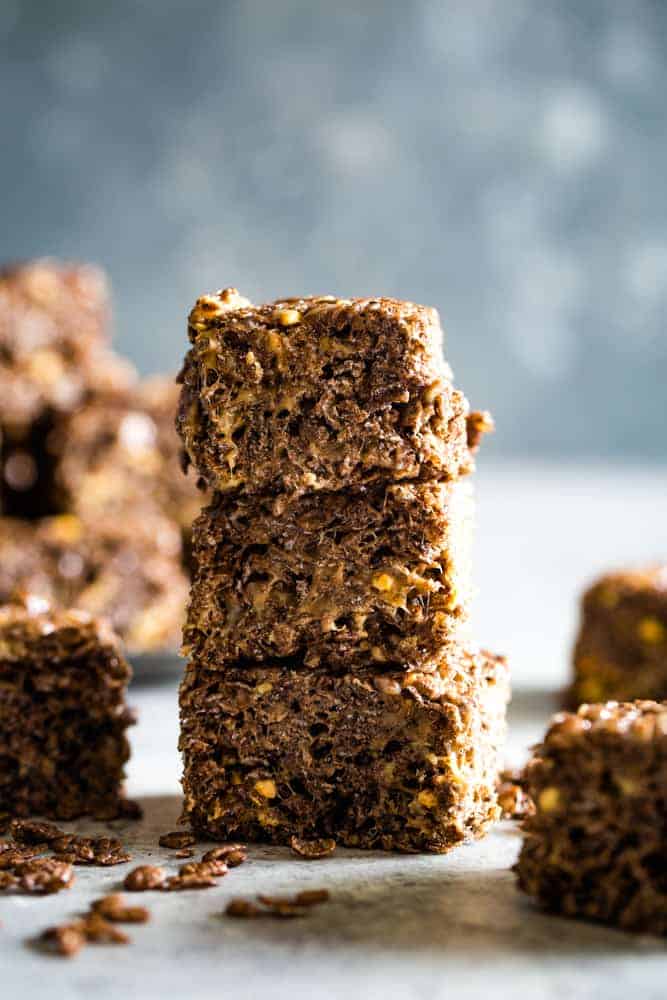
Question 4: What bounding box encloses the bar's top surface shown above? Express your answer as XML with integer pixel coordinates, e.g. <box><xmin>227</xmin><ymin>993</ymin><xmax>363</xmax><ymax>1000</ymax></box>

<box><xmin>542</xmin><ymin>700</ymin><xmax>667</xmax><ymax>747</ymax></box>
<box><xmin>187</xmin><ymin>288</ymin><xmax>441</xmax><ymax>340</ymax></box>
<box><xmin>583</xmin><ymin>567</ymin><xmax>667</xmax><ymax>604</ymax></box>
<box><xmin>0</xmin><ymin>598</ymin><xmax>126</xmax><ymax>668</ymax></box>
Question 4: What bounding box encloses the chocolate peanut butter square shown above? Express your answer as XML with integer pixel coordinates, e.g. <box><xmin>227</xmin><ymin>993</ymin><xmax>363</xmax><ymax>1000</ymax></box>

<box><xmin>177</xmin><ymin>290</ymin><xmax>490</xmax><ymax>497</ymax></box>
<box><xmin>179</xmin><ymin>647</ymin><xmax>508</xmax><ymax>853</ymax></box>
<box><xmin>516</xmin><ymin>701</ymin><xmax>667</xmax><ymax>934</ymax></box>
<box><xmin>0</xmin><ymin>601</ymin><xmax>134</xmax><ymax>819</ymax></box>
<box><xmin>0</xmin><ymin>259</ymin><xmax>134</xmax><ymax>516</ymax></box>
<box><xmin>570</xmin><ymin>567</ymin><xmax>667</xmax><ymax>705</ymax></box>
<box><xmin>57</xmin><ymin>376</ymin><xmax>206</xmax><ymax>563</ymax></box>
<box><xmin>0</xmin><ymin>513</ymin><xmax>188</xmax><ymax>653</ymax></box>
<box><xmin>185</xmin><ymin>479</ymin><xmax>473</xmax><ymax>672</ymax></box>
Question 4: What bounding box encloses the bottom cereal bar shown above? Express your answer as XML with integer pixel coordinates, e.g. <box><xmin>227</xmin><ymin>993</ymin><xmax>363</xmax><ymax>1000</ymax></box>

<box><xmin>0</xmin><ymin>602</ymin><xmax>134</xmax><ymax>819</ymax></box>
<box><xmin>516</xmin><ymin>702</ymin><xmax>667</xmax><ymax>934</ymax></box>
<box><xmin>179</xmin><ymin>647</ymin><xmax>509</xmax><ymax>853</ymax></box>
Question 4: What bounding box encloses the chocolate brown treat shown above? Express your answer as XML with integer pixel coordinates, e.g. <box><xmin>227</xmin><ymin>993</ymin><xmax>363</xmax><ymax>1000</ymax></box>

<box><xmin>570</xmin><ymin>567</ymin><xmax>667</xmax><ymax>706</ymax></box>
<box><xmin>57</xmin><ymin>377</ymin><xmax>205</xmax><ymax>559</ymax></box>
<box><xmin>515</xmin><ymin>702</ymin><xmax>667</xmax><ymax>934</ymax></box>
<box><xmin>179</xmin><ymin>647</ymin><xmax>509</xmax><ymax>853</ymax></box>
<box><xmin>0</xmin><ymin>260</ymin><xmax>110</xmax><ymax>437</ymax></box>
<box><xmin>0</xmin><ymin>602</ymin><xmax>134</xmax><ymax>820</ymax></box>
<box><xmin>0</xmin><ymin>513</ymin><xmax>187</xmax><ymax>653</ymax></box>
<box><xmin>0</xmin><ymin>260</ymin><xmax>135</xmax><ymax>517</ymax></box>
<box><xmin>185</xmin><ymin>479</ymin><xmax>472</xmax><ymax>672</ymax></box>
<box><xmin>178</xmin><ymin>290</ymin><xmax>489</xmax><ymax>497</ymax></box>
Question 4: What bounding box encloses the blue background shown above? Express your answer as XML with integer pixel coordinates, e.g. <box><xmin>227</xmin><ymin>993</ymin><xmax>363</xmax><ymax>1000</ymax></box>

<box><xmin>2</xmin><ymin>0</ymin><xmax>666</xmax><ymax>459</ymax></box>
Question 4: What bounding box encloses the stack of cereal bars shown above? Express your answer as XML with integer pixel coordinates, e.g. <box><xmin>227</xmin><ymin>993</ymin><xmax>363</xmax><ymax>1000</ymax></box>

<box><xmin>0</xmin><ymin>259</ymin><xmax>200</xmax><ymax>653</ymax></box>
<box><xmin>177</xmin><ymin>289</ymin><xmax>509</xmax><ymax>852</ymax></box>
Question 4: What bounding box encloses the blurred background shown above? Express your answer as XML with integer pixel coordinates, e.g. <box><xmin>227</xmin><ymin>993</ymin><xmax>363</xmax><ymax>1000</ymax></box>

<box><xmin>2</xmin><ymin>0</ymin><xmax>666</xmax><ymax>461</ymax></box>
<box><xmin>2</xmin><ymin>0</ymin><xmax>666</xmax><ymax>685</ymax></box>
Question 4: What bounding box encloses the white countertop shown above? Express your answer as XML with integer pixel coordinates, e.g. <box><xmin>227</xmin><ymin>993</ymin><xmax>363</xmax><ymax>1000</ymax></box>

<box><xmin>2</xmin><ymin>461</ymin><xmax>667</xmax><ymax>999</ymax></box>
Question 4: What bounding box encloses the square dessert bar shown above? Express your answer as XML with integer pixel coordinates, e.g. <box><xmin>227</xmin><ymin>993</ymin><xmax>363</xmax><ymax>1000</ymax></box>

<box><xmin>570</xmin><ymin>567</ymin><xmax>667</xmax><ymax>706</ymax></box>
<box><xmin>178</xmin><ymin>289</ymin><xmax>492</xmax><ymax>496</ymax></box>
<box><xmin>57</xmin><ymin>376</ymin><xmax>206</xmax><ymax>561</ymax></box>
<box><xmin>185</xmin><ymin>479</ymin><xmax>473</xmax><ymax>672</ymax></box>
<box><xmin>179</xmin><ymin>647</ymin><xmax>509</xmax><ymax>853</ymax></box>
<box><xmin>0</xmin><ymin>601</ymin><xmax>134</xmax><ymax>819</ymax></box>
<box><xmin>515</xmin><ymin>702</ymin><xmax>667</xmax><ymax>934</ymax></box>
<box><xmin>0</xmin><ymin>259</ymin><xmax>110</xmax><ymax>438</ymax></box>
<box><xmin>0</xmin><ymin>259</ymin><xmax>134</xmax><ymax>516</ymax></box>
<box><xmin>0</xmin><ymin>513</ymin><xmax>188</xmax><ymax>654</ymax></box>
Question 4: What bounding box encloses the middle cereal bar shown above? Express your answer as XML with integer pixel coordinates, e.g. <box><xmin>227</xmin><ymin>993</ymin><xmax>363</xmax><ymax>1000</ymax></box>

<box><xmin>185</xmin><ymin>478</ymin><xmax>473</xmax><ymax>672</ymax></box>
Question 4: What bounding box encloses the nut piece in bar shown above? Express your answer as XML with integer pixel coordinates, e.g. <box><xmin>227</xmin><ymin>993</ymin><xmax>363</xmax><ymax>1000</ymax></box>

<box><xmin>57</xmin><ymin>376</ymin><xmax>206</xmax><ymax>564</ymax></box>
<box><xmin>515</xmin><ymin>701</ymin><xmax>667</xmax><ymax>934</ymax></box>
<box><xmin>179</xmin><ymin>647</ymin><xmax>509</xmax><ymax>853</ymax></box>
<box><xmin>0</xmin><ymin>602</ymin><xmax>134</xmax><ymax>820</ymax></box>
<box><xmin>178</xmin><ymin>290</ymin><xmax>489</xmax><ymax>497</ymax></box>
<box><xmin>0</xmin><ymin>513</ymin><xmax>188</xmax><ymax>653</ymax></box>
<box><xmin>570</xmin><ymin>567</ymin><xmax>667</xmax><ymax>706</ymax></box>
<box><xmin>185</xmin><ymin>479</ymin><xmax>473</xmax><ymax>672</ymax></box>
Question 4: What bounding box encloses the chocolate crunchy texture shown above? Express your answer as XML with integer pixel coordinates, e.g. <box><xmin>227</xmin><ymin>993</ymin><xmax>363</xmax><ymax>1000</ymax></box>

<box><xmin>179</xmin><ymin>647</ymin><xmax>508</xmax><ymax>853</ymax></box>
<box><xmin>178</xmin><ymin>289</ymin><xmax>488</xmax><ymax>497</ymax></box>
<box><xmin>0</xmin><ymin>259</ymin><xmax>111</xmax><ymax>435</ymax></box>
<box><xmin>57</xmin><ymin>376</ymin><xmax>205</xmax><ymax>543</ymax></box>
<box><xmin>0</xmin><ymin>602</ymin><xmax>134</xmax><ymax>819</ymax></box>
<box><xmin>0</xmin><ymin>259</ymin><xmax>134</xmax><ymax>516</ymax></box>
<box><xmin>185</xmin><ymin>479</ymin><xmax>473</xmax><ymax>671</ymax></box>
<box><xmin>570</xmin><ymin>567</ymin><xmax>667</xmax><ymax>706</ymax></box>
<box><xmin>0</xmin><ymin>513</ymin><xmax>188</xmax><ymax>653</ymax></box>
<box><xmin>0</xmin><ymin>257</ymin><xmax>198</xmax><ymax>656</ymax></box>
<box><xmin>515</xmin><ymin>701</ymin><xmax>667</xmax><ymax>934</ymax></box>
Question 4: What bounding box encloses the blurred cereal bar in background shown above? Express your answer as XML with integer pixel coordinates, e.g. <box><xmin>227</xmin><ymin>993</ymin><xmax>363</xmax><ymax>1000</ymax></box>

<box><xmin>57</xmin><ymin>376</ymin><xmax>206</xmax><ymax>570</ymax></box>
<box><xmin>0</xmin><ymin>259</ymin><xmax>133</xmax><ymax>516</ymax></box>
<box><xmin>569</xmin><ymin>567</ymin><xmax>667</xmax><ymax>706</ymax></box>
<box><xmin>0</xmin><ymin>514</ymin><xmax>187</xmax><ymax>654</ymax></box>
<box><xmin>0</xmin><ymin>258</ymin><xmax>203</xmax><ymax>656</ymax></box>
